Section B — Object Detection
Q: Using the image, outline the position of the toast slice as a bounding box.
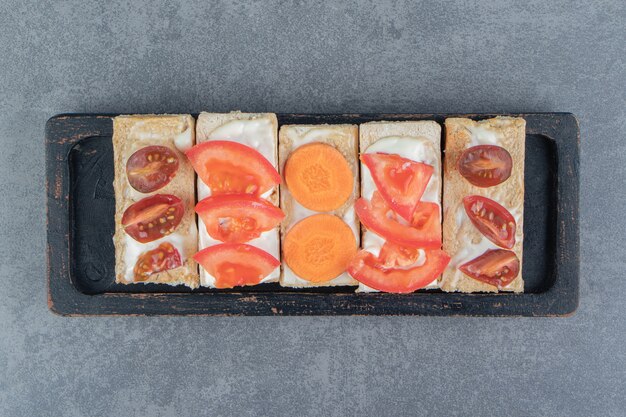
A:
[195,111,280,287]
[113,114,199,288]
[358,120,442,292]
[441,117,525,293]
[279,124,360,287]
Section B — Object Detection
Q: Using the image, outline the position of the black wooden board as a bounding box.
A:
[46,113,579,316]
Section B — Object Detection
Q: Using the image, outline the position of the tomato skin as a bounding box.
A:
[194,243,280,289]
[457,145,512,187]
[195,194,285,243]
[185,141,280,196]
[126,146,179,193]
[122,194,184,243]
[347,249,450,293]
[362,153,434,221]
[463,195,516,249]
[133,243,182,281]
[459,249,520,288]
[355,192,441,249]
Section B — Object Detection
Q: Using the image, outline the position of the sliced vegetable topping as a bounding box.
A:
[347,249,450,293]
[133,243,182,282]
[459,249,520,288]
[185,141,280,196]
[378,241,422,268]
[457,145,512,187]
[283,214,357,282]
[355,192,441,249]
[284,143,354,211]
[195,194,285,243]
[126,146,179,193]
[122,194,184,243]
[463,195,516,249]
[194,243,280,289]
[362,153,434,221]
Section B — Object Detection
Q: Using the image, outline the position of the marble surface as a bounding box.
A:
[1,0,624,416]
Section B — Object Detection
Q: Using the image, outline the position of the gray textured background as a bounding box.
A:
[1,0,625,416]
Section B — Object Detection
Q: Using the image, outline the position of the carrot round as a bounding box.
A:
[284,143,353,211]
[283,214,357,282]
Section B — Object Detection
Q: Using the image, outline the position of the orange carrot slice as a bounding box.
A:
[284,143,353,211]
[283,214,357,282]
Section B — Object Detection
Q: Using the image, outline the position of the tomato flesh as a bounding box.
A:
[347,249,450,293]
[378,241,422,267]
[195,194,285,243]
[133,242,182,281]
[463,195,515,249]
[355,192,441,249]
[362,153,434,221]
[126,146,179,193]
[457,145,512,187]
[194,243,280,289]
[459,249,520,288]
[185,141,280,196]
[122,194,184,243]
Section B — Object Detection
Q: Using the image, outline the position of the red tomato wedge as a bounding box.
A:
[463,195,516,249]
[459,249,520,288]
[194,243,280,289]
[185,141,280,196]
[122,194,184,243]
[347,249,450,293]
[126,146,179,193]
[355,192,441,249]
[362,153,434,221]
[133,243,182,281]
[195,194,285,243]
[378,241,422,267]
[457,145,512,187]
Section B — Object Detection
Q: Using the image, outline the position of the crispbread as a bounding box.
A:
[279,124,359,287]
[358,120,442,292]
[113,114,199,288]
[195,111,280,287]
[440,117,525,293]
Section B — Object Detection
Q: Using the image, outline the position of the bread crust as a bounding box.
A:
[440,117,525,293]
[279,124,359,287]
[195,111,280,286]
[358,120,442,292]
[113,114,199,288]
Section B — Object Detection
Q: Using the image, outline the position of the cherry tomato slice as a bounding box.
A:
[133,243,182,282]
[459,249,520,288]
[194,243,280,289]
[195,194,285,243]
[355,192,441,249]
[362,153,434,221]
[126,146,179,193]
[347,249,450,293]
[185,141,280,196]
[122,194,184,243]
[457,145,512,187]
[463,195,516,249]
